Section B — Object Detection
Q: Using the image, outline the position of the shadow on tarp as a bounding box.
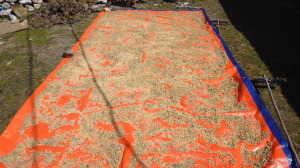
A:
[219,0,300,115]
[68,23,146,167]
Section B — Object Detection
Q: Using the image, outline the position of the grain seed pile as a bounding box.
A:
[0,10,272,167]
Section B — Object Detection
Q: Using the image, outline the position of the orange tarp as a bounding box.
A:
[0,10,295,167]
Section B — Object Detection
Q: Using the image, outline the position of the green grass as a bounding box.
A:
[6,28,52,47]
[159,2,176,10]
[51,28,67,35]
[74,13,99,32]
[0,50,30,132]
[0,14,100,134]
[0,28,52,133]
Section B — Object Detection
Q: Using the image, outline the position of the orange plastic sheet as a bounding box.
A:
[0,10,296,167]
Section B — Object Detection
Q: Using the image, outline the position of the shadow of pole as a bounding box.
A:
[69,24,146,167]
[26,25,34,99]
[26,22,38,164]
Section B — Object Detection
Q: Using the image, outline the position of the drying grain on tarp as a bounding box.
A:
[0,11,272,167]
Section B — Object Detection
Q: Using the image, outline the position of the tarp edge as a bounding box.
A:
[200,9,298,168]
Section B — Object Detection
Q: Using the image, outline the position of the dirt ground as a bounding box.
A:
[0,0,299,162]
[0,12,99,134]
[29,0,89,28]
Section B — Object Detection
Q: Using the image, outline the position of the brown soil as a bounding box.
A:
[29,0,89,28]
[0,11,272,167]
